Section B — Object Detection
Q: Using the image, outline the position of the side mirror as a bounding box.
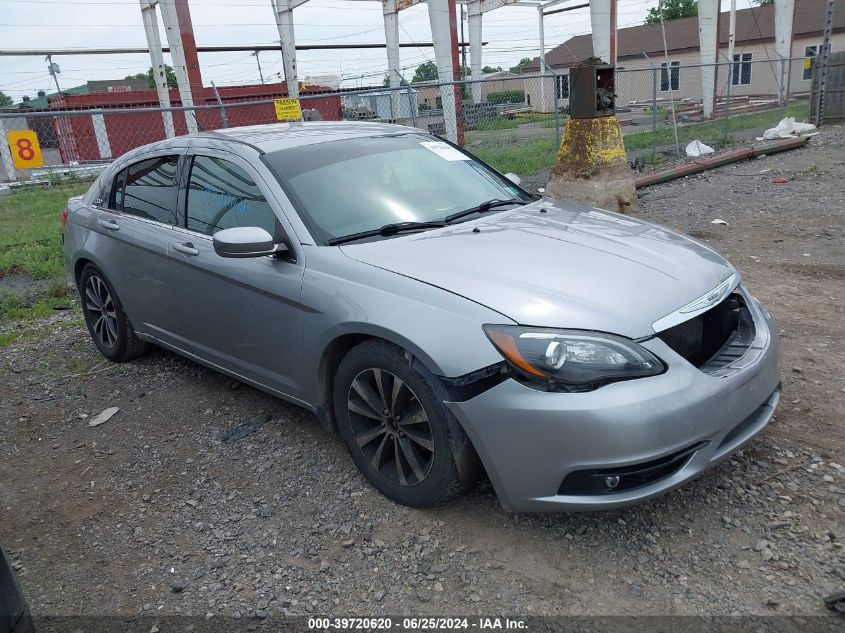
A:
[504,172,522,186]
[213,227,285,258]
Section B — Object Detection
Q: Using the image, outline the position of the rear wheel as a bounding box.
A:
[79,264,148,362]
[333,340,478,507]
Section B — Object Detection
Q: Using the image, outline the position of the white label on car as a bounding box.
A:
[420,141,469,161]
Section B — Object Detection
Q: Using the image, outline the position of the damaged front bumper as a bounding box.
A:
[445,290,782,512]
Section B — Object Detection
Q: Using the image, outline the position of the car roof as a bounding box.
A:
[195,121,424,154]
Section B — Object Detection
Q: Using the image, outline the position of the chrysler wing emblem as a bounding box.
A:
[652,273,738,332]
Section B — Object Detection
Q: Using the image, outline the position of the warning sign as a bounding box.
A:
[6,130,44,169]
[274,98,302,122]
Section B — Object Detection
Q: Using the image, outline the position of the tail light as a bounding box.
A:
[61,207,68,227]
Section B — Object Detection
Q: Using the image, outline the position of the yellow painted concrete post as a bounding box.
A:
[545,115,637,213]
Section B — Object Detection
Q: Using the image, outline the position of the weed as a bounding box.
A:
[0,331,19,347]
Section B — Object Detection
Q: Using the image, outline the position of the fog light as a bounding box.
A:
[604,476,620,490]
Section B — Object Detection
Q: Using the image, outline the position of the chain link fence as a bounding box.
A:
[0,58,816,185]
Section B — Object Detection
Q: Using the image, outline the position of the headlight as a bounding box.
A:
[483,325,664,389]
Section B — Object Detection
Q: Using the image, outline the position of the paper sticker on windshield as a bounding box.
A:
[420,141,469,161]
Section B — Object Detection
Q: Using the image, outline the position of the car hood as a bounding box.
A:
[339,199,737,338]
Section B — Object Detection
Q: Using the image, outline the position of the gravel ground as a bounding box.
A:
[1,127,844,622]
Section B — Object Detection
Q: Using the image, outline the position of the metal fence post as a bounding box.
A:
[724,61,732,146]
[643,53,659,161]
[211,81,228,128]
[547,66,561,148]
[405,83,418,128]
[651,67,658,159]
[0,118,18,183]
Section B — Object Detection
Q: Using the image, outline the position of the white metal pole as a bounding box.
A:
[272,0,300,99]
[773,0,796,105]
[383,0,402,118]
[468,0,483,103]
[139,0,175,138]
[589,0,611,63]
[539,6,547,113]
[158,0,198,133]
[427,0,458,143]
[697,0,719,119]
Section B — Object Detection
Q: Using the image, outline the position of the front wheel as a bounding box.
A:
[333,340,479,507]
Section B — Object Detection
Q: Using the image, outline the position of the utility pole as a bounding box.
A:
[251,50,265,84]
[46,54,62,95]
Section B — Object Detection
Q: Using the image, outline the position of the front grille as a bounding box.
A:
[558,441,708,495]
[657,292,754,372]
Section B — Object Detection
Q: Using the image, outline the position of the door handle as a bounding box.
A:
[97,218,120,231]
[173,241,199,256]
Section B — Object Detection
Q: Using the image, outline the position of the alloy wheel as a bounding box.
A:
[346,368,435,486]
[84,275,118,348]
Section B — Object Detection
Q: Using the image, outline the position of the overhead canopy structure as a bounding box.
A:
[136,0,799,142]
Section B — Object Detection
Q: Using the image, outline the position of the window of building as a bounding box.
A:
[185,155,278,238]
[732,52,752,86]
[660,61,680,92]
[113,155,179,224]
[803,45,818,81]
[555,74,570,100]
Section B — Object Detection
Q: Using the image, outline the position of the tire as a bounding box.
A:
[78,264,149,362]
[333,339,479,507]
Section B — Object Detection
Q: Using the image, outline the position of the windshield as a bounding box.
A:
[263,134,532,244]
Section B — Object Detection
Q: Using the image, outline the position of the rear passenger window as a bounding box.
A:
[185,155,278,237]
[114,156,179,224]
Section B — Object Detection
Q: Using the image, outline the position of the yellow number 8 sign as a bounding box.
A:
[6,130,44,169]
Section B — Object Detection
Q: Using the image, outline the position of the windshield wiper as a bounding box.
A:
[327,221,446,246]
[444,198,527,224]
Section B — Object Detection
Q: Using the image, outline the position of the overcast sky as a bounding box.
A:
[1,0,742,101]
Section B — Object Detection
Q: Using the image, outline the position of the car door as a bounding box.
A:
[167,150,307,401]
[88,151,184,343]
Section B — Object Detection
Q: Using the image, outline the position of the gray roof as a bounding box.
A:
[202,121,420,153]
[525,0,843,71]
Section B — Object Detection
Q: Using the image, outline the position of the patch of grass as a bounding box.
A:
[0,289,25,320]
[472,136,559,176]
[623,103,810,150]
[473,112,558,132]
[0,331,20,347]
[0,182,89,280]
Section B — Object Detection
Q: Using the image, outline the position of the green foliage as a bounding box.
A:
[751,0,773,4]
[645,0,698,25]
[482,66,503,74]
[0,332,20,347]
[623,102,809,150]
[126,65,177,89]
[486,90,525,105]
[472,137,559,176]
[412,61,439,83]
[0,90,12,108]
[0,183,89,280]
[509,58,533,75]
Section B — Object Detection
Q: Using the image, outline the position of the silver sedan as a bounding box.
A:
[63,122,781,511]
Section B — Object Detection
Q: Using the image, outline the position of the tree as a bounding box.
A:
[0,90,12,108]
[482,65,503,74]
[509,58,533,75]
[126,65,177,89]
[751,0,773,4]
[412,61,438,83]
[644,0,698,24]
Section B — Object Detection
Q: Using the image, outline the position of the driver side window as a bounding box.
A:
[185,155,279,238]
